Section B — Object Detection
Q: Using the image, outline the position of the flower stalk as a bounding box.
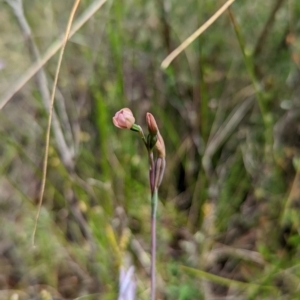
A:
[113,108,166,300]
[150,187,158,300]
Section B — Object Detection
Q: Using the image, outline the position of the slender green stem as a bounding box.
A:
[151,188,158,300]
[131,124,148,147]
[138,125,148,148]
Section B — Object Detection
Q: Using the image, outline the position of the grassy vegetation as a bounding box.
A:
[0,0,300,299]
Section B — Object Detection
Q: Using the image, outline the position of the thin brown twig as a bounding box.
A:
[32,0,81,246]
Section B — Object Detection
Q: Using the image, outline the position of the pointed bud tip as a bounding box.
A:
[146,112,158,136]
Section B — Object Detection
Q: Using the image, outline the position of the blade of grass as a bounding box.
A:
[228,9,273,153]
[31,0,81,247]
[161,0,236,69]
[181,265,279,294]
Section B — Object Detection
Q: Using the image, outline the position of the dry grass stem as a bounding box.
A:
[32,0,81,246]
[161,0,236,69]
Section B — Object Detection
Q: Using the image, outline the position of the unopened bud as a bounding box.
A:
[154,157,166,188]
[146,113,158,136]
[155,132,165,158]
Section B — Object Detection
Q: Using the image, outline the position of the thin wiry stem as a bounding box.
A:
[150,188,158,300]
[32,0,81,246]
[138,125,148,148]
[148,148,156,299]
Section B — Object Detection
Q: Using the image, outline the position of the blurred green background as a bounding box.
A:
[1,0,300,299]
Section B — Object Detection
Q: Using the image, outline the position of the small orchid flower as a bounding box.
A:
[113,108,136,129]
[113,108,166,300]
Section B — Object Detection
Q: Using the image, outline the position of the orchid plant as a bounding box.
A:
[113,108,166,300]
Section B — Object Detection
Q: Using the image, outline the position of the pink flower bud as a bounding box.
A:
[154,157,166,188]
[155,132,166,158]
[146,113,158,136]
[113,108,135,129]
